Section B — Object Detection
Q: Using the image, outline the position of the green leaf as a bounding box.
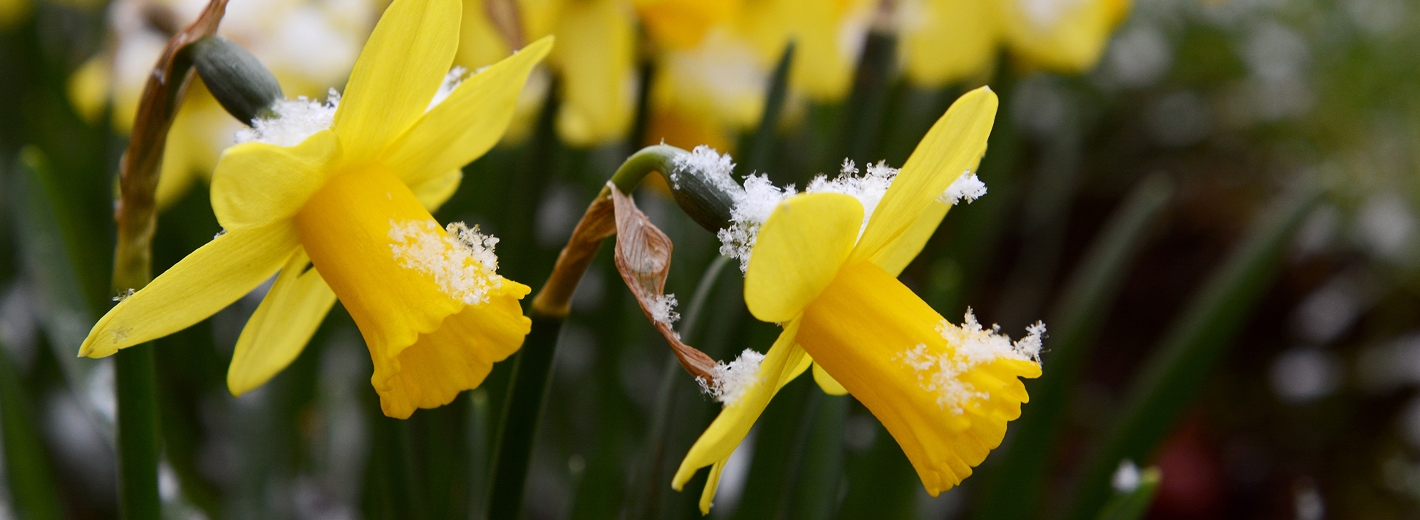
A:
[973,174,1173,519]
[0,342,64,520]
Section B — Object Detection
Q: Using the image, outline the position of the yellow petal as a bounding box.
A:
[798,261,1041,496]
[210,130,340,231]
[333,0,461,159]
[699,459,727,514]
[901,0,999,86]
[227,248,337,396]
[384,36,552,187]
[744,192,862,323]
[375,280,531,418]
[871,203,948,277]
[549,0,636,146]
[296,165,530,411]
[1000,0,1123,73]
[454,0,513,71]
[79,222,300,358]
[737,0,858,102]
[673,319,808,491]
[812,361,848,395]
[410,169,463,211]
[852,87,997,269]
[636,0,739,49]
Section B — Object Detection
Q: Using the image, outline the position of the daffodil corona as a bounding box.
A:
[78,0,553,419]
[671,87,1044,512]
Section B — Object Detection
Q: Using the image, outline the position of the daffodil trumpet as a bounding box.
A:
[81,0,554,420]
[671,86,1047,513]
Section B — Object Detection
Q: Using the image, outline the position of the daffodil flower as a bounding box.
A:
[900,0,1132,86]
[673,87,1045,512]
[77,0,554,419]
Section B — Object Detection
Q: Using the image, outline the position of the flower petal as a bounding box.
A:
[374,280,531,418]
[550,0,636,145]
[210,130,339,231]
[79,222,300,358]
[744,192,862,323]
[672,319,809,492]
[1001,0,1122,73]
[384,37,553,187]
[227,248,337,396]
[851,87,997,268]
[699,459,727,515]
[332,0,461,159]
[901,0,999,86]
[409,168,462,212]
[812,361,848,395]
[871,203,949,277]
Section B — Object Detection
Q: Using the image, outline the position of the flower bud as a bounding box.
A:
[188,36,283,125]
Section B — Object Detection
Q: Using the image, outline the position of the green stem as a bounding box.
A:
[115,346,161,520]
[484,313,564,519]
[628,255,732,519]
[1061,184,1323,520]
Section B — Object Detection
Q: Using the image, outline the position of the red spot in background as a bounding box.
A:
[1150,420,1225,519]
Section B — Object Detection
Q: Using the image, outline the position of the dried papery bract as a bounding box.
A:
[108,1,228,518]
[610,184,719,382]
[527,180,720,384]
[529,189,615,318]
[113,0,228,290]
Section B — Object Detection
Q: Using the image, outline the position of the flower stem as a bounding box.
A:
[104,1,230,517]
[114,347,162,520]
[484,313,563,519]
[626,255,732,519]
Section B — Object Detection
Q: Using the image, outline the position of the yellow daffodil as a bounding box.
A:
[456,0,637,146]
[645,0,871,151]
[69,0,380,208]
[899,0,1133,87]
[78,0,553,419]
[673,87,1045,512]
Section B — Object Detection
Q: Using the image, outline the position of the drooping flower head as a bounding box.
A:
[78,0,553,419]
[672,86,1045,511]
[70,0,381,207]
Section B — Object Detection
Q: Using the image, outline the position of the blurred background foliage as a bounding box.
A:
[2,0,1420,518]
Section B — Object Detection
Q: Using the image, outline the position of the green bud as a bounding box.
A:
[609,144,739,234]
[189,36,283,126]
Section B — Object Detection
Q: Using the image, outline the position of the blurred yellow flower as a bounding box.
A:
[69,0,380,208]
[900,0,1133,86]
[673,87,1044,511]
[0,0,28,27]
[456,0,637,146]
[78,0,552,419]
[645,0,871,150]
